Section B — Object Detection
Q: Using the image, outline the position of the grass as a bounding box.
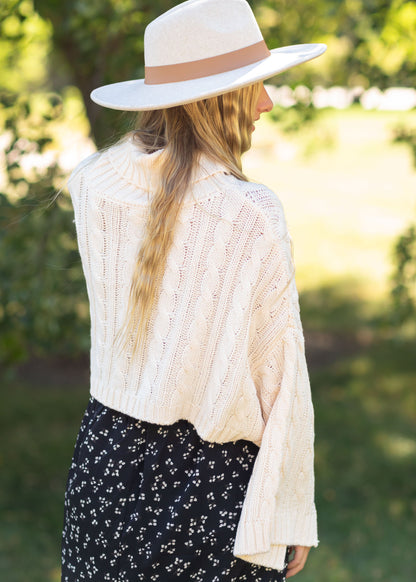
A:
[0,384,89,582]
[306,336,416,582]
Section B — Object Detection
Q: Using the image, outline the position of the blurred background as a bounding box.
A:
[1,1,415,581]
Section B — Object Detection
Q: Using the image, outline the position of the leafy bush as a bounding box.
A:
[393,126,416,167]
[0,92,89,367]
[391,225,416,326]
[390,127,416,328]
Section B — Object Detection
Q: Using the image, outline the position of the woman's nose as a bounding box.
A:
[257,86,273,114]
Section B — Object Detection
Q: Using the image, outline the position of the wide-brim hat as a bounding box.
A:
[91,0,326,111]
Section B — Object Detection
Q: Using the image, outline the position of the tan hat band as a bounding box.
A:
[145,40,271,85]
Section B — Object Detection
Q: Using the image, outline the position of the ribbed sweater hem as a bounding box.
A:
[90,386,263,446]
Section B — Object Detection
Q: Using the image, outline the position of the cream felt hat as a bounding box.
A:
[91,0,326,111]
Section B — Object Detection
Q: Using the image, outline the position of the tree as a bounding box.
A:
[0,2,90,366]
[34,0,174,144]
[0,92,91,366]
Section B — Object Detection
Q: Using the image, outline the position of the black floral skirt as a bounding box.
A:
[61,397,288,581]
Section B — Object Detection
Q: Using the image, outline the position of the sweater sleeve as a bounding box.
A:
[233,203,318,570]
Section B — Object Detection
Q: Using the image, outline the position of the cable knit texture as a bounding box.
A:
[67,135,318,571]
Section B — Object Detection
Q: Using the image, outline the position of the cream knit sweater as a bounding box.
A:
[68,135,318,571]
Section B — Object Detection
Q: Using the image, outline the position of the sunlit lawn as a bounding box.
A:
[1,106,415,581]
[245,106,416,297]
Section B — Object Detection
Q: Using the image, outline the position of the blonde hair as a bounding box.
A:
[117,82,262,355]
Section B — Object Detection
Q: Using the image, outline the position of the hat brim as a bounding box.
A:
[90,43,326,111]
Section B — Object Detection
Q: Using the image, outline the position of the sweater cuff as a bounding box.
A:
[233,510,318,571]
[272,506,319,547]
[233,519,287,569]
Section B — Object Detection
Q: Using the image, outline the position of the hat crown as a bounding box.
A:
[90,0,327,111]
[144,0,264,66]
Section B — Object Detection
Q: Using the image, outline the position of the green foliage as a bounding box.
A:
[393,125,416,167]
[0,92,90,366]
[0,2,90,367]
[34,0,174,144]
[268,103,318,134]
[0,0,52,93]
[365,0,416,84]
[252,0,409,89]
[391,225,416,326]
[390,128,416,329]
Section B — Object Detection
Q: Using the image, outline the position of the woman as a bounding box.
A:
[61,0,326,580]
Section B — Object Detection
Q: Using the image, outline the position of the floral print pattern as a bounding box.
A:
[62,397,288,581]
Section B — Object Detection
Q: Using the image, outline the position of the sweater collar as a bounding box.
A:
[106,135,230,192]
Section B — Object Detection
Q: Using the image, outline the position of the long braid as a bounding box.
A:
[116,82,262,356]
